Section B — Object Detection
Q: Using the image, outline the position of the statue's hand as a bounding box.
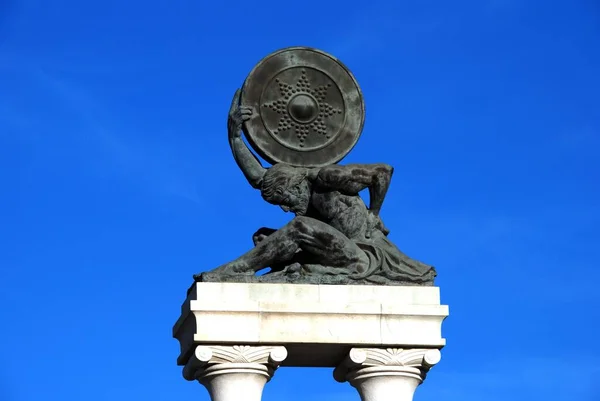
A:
[228,89,253,139]
[377,218,391,236]
[252,227,277,246]
[366,212,390,237]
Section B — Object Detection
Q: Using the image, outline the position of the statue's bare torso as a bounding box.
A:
[310,190,369,240]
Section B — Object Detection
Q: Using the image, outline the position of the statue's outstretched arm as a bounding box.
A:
[314,164,394,215]
[227,90,266,189]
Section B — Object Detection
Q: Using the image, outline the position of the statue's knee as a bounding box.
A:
[291,216,311,232]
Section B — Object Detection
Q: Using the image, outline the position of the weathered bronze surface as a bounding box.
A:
[241,47,365,167]
[194,47,436,286]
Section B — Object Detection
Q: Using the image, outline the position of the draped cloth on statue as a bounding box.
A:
[298,231,436,285]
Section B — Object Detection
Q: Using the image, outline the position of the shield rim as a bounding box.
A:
[240,46,365,168]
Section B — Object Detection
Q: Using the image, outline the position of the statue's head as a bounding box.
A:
[261,164,311,215]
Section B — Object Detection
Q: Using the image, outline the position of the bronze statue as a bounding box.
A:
[196,48,436,285]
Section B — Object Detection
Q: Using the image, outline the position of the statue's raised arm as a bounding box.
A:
[227,89,266,189]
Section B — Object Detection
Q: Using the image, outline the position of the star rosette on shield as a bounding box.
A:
[262,69,343,148]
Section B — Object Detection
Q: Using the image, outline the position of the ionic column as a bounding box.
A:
[334,348,442,401]
[182,345,288,401]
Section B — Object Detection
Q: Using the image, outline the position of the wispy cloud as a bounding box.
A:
[7,64,203,205]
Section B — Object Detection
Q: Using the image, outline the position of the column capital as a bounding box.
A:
[182,345,288,401]
[334,347,441,401]
[183,345,288,381]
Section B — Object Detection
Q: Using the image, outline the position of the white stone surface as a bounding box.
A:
[182,345,288,401]
[173,282,448,368]
[200,366,269,401]
[335,348,442,401]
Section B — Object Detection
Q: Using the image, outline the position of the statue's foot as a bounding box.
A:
[194,271,219,282]
[192,272,205,281]
[193,261,253,282]
[283,262,302,274]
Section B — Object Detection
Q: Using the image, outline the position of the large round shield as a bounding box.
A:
[241,47,365,167]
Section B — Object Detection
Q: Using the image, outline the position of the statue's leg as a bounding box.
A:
[286,217,370,272]
[199,216,368,277]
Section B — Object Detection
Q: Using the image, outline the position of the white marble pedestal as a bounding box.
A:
[173,282,448,401]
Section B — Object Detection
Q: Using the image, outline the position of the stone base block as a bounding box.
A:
[173,282,448,368]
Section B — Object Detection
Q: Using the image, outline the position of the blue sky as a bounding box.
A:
[1,0,599,400]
